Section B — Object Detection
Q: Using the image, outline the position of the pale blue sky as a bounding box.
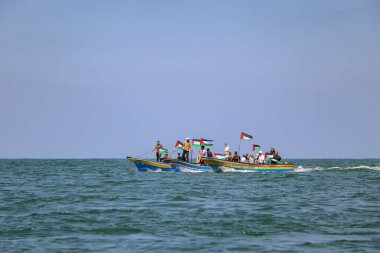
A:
[1,0,379,158]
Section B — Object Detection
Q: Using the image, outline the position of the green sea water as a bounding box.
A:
[0,159,379,252]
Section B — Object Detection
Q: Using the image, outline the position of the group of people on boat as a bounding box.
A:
[153,139,282,165]
[177,144,213,164]
[223,143,281,164]
[225,149,281,164]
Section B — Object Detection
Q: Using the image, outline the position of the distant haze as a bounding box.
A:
[1,0,379,158]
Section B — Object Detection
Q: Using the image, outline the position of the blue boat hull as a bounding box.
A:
[127,157,179,172]
[164,159,213,172]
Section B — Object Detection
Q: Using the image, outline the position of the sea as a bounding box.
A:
[0,159,379,252]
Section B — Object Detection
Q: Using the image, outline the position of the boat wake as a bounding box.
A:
[179,168,206,173]
[294,165,380,173]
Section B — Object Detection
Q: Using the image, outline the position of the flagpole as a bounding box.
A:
[190,139,193,162]
[238,138,242,155]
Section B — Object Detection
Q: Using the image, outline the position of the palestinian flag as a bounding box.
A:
[192,139,203,148]
[193,138,214,147]
[264,153,273,159]
[264,153,281,164]
[200,138,213,147]
[240,132,253,140]
[175,141,184,150]
[252,144,261,151]
[158,148,169,155]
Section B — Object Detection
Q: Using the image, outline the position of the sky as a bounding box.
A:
[0,0,379,159]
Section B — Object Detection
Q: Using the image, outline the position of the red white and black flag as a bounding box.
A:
[192,138,213,147]
[175,141,184,150]
[200,138,213,147]
[252,144,261,151]
[240,132,253,140]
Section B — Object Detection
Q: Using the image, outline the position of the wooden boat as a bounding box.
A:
[163,159,213,172]
[127,157,179,172]
[201,157,294,172]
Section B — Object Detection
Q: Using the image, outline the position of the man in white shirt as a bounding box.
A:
[249,155,255,164]
[200,146,206,157]
[224,143,230,155]
[258,151,265,164]
[196,146,207,163]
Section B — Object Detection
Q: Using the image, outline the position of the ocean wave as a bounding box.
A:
[294,165,380,172]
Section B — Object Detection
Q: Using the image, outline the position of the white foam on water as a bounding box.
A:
[179,168,204,173]
[294,166,315,173]
[220,167,239,173]
[148,168,163,172]
[350,165,380,171]
[294,165,380,172]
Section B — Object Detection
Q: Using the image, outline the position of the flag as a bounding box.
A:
[200,138,213,147]
[264,153,281,164]
[158,148,169,155]
[175,141,183,150]
[252,144,261,151]
[193,138,213,147]
[240,132,253,140]
[264,153,273,159]
[192,139,202,148]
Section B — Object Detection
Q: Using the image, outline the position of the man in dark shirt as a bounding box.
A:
[206,148,213,158]
[232,151,240,162]
[152,141,163,162]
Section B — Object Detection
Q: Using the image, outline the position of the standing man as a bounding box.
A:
[182,137,192,162]
[224,143,230,156]
[152,141,163,162]
[258,151,265,164]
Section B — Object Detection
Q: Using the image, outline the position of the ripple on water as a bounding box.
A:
[0,159,379,252]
